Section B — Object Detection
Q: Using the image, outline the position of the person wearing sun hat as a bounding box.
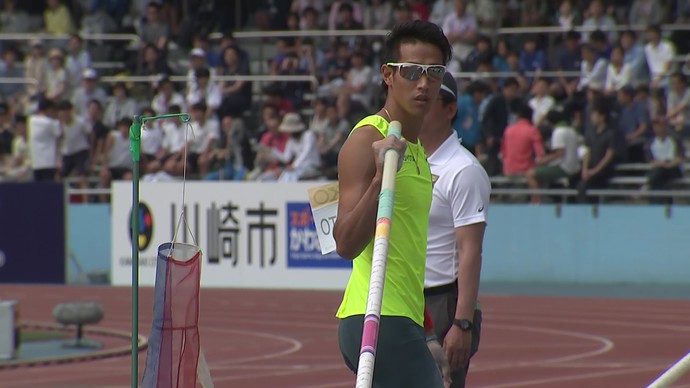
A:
[270,112,322,182]
[420,71,490,388]
[45,48,68,102]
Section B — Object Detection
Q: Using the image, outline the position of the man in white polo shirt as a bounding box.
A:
[421,72,491,388]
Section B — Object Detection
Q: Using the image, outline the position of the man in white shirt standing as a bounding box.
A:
[29,99,61,182]
[421,72,490,388]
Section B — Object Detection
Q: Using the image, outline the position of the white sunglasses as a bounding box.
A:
[386,62,446,82]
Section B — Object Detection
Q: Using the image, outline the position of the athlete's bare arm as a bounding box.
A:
[333,125,405,259]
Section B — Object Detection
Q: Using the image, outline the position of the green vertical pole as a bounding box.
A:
[129,116,143,388]
[127,113,190,388]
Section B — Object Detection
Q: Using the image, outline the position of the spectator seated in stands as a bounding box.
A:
[481,77,520,176]
[104,82,138,129]
[551,30,582,97]
[363,0,393,30]
[577,102,617,203]
[665,72,690,136]
[137,1,169,50]
[605,44,633,95]
[151,75,186,116]
[644,24,675,90]
[44,48,68,104]
[619,30,646,82]
[0,47,25,108]
[0,102,12,159]
[217,45,252,118]
[454,79,489,156]
[202,115,246,181]
[518,34,546,74]
[24,39,48,110]
[186,67,221,115]
[262,83,293,117]
[501,100,545,178]
[0,114,30,182]
[315,100,349,172]
[98,117,133,202]
[247,105,288,181]
[528,78,556,130]
[335,50,372,119]
[134,43,172,78]
[0,0,31,33]
[617,85,651,163]
[155,104,186,176]
[318,40,352,97]
[581,0,617,43]
[139,107,163,175]
[526,107,582,204]
[187,48,216,91]
[270,112,321,182]
[71,68,107,119]
[85,99,109,170]
[65,34,91,93]
[463,34,492,72]
[43,0,75,35]
[185,102,219,178]
[577,43,607,93]
[644,117,684,198]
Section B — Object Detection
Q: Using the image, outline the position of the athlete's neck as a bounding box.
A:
[380,104,423,143]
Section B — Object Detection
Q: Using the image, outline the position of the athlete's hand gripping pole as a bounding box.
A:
[355,120,403,388]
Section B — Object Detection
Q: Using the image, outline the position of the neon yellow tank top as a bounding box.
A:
[335,115,432,326]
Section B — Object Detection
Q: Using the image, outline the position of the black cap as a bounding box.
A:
[440,72,458,100]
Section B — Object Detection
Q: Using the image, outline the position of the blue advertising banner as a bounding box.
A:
[286,202,350,268]
[0,183,65,284]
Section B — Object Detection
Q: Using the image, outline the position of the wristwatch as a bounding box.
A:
[453,319,473,331]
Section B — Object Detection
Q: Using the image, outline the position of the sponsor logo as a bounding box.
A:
[286,202,350,268]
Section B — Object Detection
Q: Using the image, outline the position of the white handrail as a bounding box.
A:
[222,23,690,41]
[0,32,140,42]
[0,77,38,85]
[452,70,582,79]
[98,74,319,87]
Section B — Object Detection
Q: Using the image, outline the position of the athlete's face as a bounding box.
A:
[381,41,445,118]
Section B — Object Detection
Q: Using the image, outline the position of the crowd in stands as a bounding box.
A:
[0,0,689,203]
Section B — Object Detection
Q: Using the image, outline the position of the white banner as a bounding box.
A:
[111,181,351,290]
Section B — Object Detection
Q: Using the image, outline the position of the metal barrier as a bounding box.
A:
[0,32,140,43]
[97,74,319,88]
[225,23,690,40]
[64,184,690,203]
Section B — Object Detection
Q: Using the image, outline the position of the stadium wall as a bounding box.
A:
[65,182,690,288]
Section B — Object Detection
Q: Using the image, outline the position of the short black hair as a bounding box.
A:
[646,24,661,35]
[589,30,607,44]
[37,98,55,112]
[195,67,211,79]
[591,98,609,117]
[502,77,519,90]
[192,101,207,112]
[57,100,73,110]
[511,98,533,122]
[383,20,452,65]
[546,106,568,124]
[564,30,581,42]
[671,72,687,84]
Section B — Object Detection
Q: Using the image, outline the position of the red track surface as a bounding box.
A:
[0,285,689,388]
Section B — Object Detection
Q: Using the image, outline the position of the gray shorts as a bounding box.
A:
[338,314,445,388]
[424,281,482,388]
